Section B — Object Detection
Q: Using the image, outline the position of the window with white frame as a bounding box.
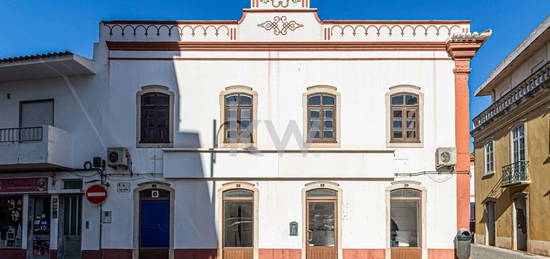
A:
[484,141,494,174]
[511,124,526,163]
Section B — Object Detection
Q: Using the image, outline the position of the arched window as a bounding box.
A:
[307,93,336,143]
[140,92,170,143]
[224,93,253,143]
[137,86,174,147]
[390,93,420,143]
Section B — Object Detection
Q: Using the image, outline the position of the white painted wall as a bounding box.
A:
[0,2,468,253]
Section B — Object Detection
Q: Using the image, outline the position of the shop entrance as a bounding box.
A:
[27,196,51,259]
[306,189,337,259]
[139,189,170,259]
[390,188,422,259]
[58,195,82,259]
[514,195,528,251]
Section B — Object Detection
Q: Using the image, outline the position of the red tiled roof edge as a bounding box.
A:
[0,51,73,63]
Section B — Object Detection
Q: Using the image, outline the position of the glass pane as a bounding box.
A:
[223,189,253,198]
[310,110,320,118]
[241,109,251,119]
[391,95,404,105]
[407,130,416,139]
[227,109,237,120]
[308,95,321,105]
[392,121,402,129]
[224,201,253,247]
[322,95,335,105]
[240,130,251,139]
[324,120,333,129]
[307,189,337,197]
[239,94,252,106]
[323,131,333,139]
[310,130,320,139]
[391,200,420,247]
[406,120,416,129]
[324,109,333,119]
[226,130,237,139]
[240,120,250,129]
[391,189,421,198]
[393,110,402,119]
[393,130,403,138]
[406,95,418,105]
[309,120,321,130]
[142,93,169,106]
[225,94,239,106]
[308,202,335,247]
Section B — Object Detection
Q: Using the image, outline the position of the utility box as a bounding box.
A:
[455,229,472,259]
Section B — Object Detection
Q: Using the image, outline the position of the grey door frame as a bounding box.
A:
[57,195,82,259]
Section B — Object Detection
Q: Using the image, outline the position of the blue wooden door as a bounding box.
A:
[140,200,170,248]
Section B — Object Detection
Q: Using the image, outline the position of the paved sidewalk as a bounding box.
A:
[472,244,550,259]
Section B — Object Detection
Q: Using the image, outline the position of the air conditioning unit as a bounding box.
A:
[435,147,456,169]
[107,147,129,169]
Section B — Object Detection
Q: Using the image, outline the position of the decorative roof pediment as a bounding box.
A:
[251,0,310,9]
[100,0,489,48]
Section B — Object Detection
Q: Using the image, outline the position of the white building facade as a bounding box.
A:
[0,1,490,259]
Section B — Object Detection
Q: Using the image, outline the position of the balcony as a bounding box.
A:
[501,161,530,187]
[0,126,72,172]
[472,61,550,131]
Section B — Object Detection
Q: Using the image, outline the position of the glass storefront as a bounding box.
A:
[0,196,23,248]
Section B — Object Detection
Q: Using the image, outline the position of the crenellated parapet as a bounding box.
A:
[321,21,470,41]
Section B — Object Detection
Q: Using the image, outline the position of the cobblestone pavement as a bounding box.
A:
[472,244,550,259]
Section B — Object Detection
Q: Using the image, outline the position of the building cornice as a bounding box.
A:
[106,41,449,51]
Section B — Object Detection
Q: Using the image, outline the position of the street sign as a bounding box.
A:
[85,185,108,205]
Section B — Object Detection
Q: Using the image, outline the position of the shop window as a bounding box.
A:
[390,188,421,248]
[0,196,23,248]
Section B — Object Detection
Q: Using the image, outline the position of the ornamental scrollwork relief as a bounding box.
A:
[258,16,304,36]
[260,0,300,8]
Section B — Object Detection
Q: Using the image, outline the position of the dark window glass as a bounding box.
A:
[307,94,336,143]
[0,196,23,248]
[223,189,253,198]
[390,93,419,143]
[140,92,170,143]
[224,200,253,247]
[224,93,253,143]
[390,189,421,198]
[307,188,337,198]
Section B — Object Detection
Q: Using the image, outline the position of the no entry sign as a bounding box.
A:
[86,184,108,205]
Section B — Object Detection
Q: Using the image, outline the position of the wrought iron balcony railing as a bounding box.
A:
[501,161,530,187]
[0,127,43,143]
[473,61,550,131]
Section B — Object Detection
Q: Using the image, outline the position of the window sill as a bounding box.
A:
[221,143,256,149]
[482,172,495,179]
[137,143,173,148]
[304,142,340,148]
[387,142,423,148]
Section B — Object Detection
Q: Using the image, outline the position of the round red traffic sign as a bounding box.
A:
[86,184,108,205]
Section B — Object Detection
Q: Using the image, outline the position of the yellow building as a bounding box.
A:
[471,16,550,256]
